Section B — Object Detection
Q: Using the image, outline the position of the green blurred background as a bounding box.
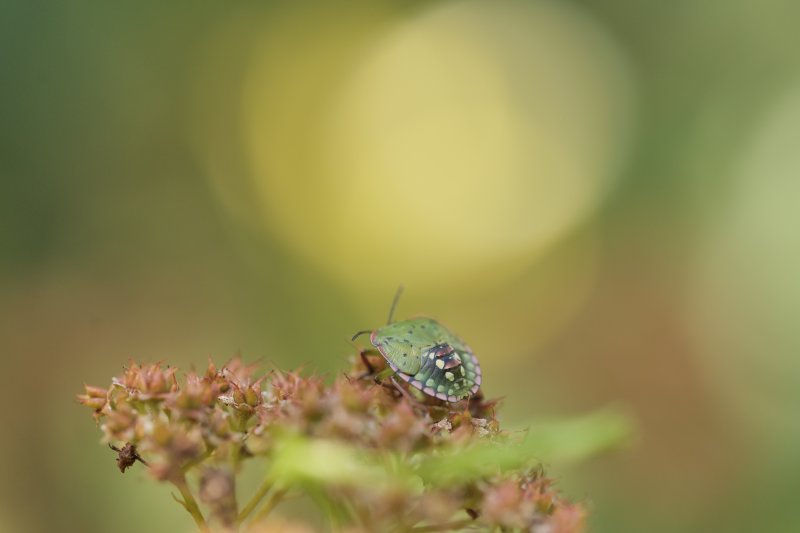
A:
[2,0,800,531]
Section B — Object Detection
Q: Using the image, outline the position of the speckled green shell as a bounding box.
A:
[370,317,482,402]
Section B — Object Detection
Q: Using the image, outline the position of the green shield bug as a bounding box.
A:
[352,288,482,402]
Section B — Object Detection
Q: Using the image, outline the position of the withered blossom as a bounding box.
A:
[77,356,617,532]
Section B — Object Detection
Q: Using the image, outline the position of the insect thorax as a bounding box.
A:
[426,343,463,370]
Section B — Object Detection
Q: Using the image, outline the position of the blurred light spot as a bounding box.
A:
[237,0,634,292]
[692,86,800,444]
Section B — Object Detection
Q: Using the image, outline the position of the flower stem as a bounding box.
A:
[172,474,209,533]
[249,487,288,524]
[238,478,273,522]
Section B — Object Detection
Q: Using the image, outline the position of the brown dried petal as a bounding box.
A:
[80,357,587,533]
[376,401,429,453]
[481,480,527,529]
[549,503,586,533]
[102,405,138,442]
[84,385,108,398]
[77,395,107,411]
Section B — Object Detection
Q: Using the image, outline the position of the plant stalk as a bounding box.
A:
[172,474,210,533]
[238,478,273,523]
[249,487,288,524]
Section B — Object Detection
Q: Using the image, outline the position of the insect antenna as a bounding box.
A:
[351,330,372,341]
[386,284,405,324]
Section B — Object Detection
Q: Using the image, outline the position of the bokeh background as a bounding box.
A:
[2,0,800,531]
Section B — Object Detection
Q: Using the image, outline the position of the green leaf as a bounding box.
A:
[417,407,635,485]
[268,433,421,493]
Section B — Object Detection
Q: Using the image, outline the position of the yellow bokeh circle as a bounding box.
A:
[241,0,634,291]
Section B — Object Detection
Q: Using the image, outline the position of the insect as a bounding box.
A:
[352,287,482,402]
[109,442,149,473]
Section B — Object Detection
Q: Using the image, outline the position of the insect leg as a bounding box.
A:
[132,449,150,467]
[359,349,377,375]
[390,375,420,404]
[357,349,391,381]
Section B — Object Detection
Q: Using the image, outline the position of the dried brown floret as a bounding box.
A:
[79,356,591,533]
[76,384,108,420]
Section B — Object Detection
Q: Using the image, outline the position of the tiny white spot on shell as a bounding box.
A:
[435,359,445,369]
[445,371,455,381]
[428,352,435,360]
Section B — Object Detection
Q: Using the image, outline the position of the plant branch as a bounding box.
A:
[238,478,273,523]
[172,474,210,533]
[248,486,288,524]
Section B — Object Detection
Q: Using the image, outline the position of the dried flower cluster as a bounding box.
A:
[78,355,599,532]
